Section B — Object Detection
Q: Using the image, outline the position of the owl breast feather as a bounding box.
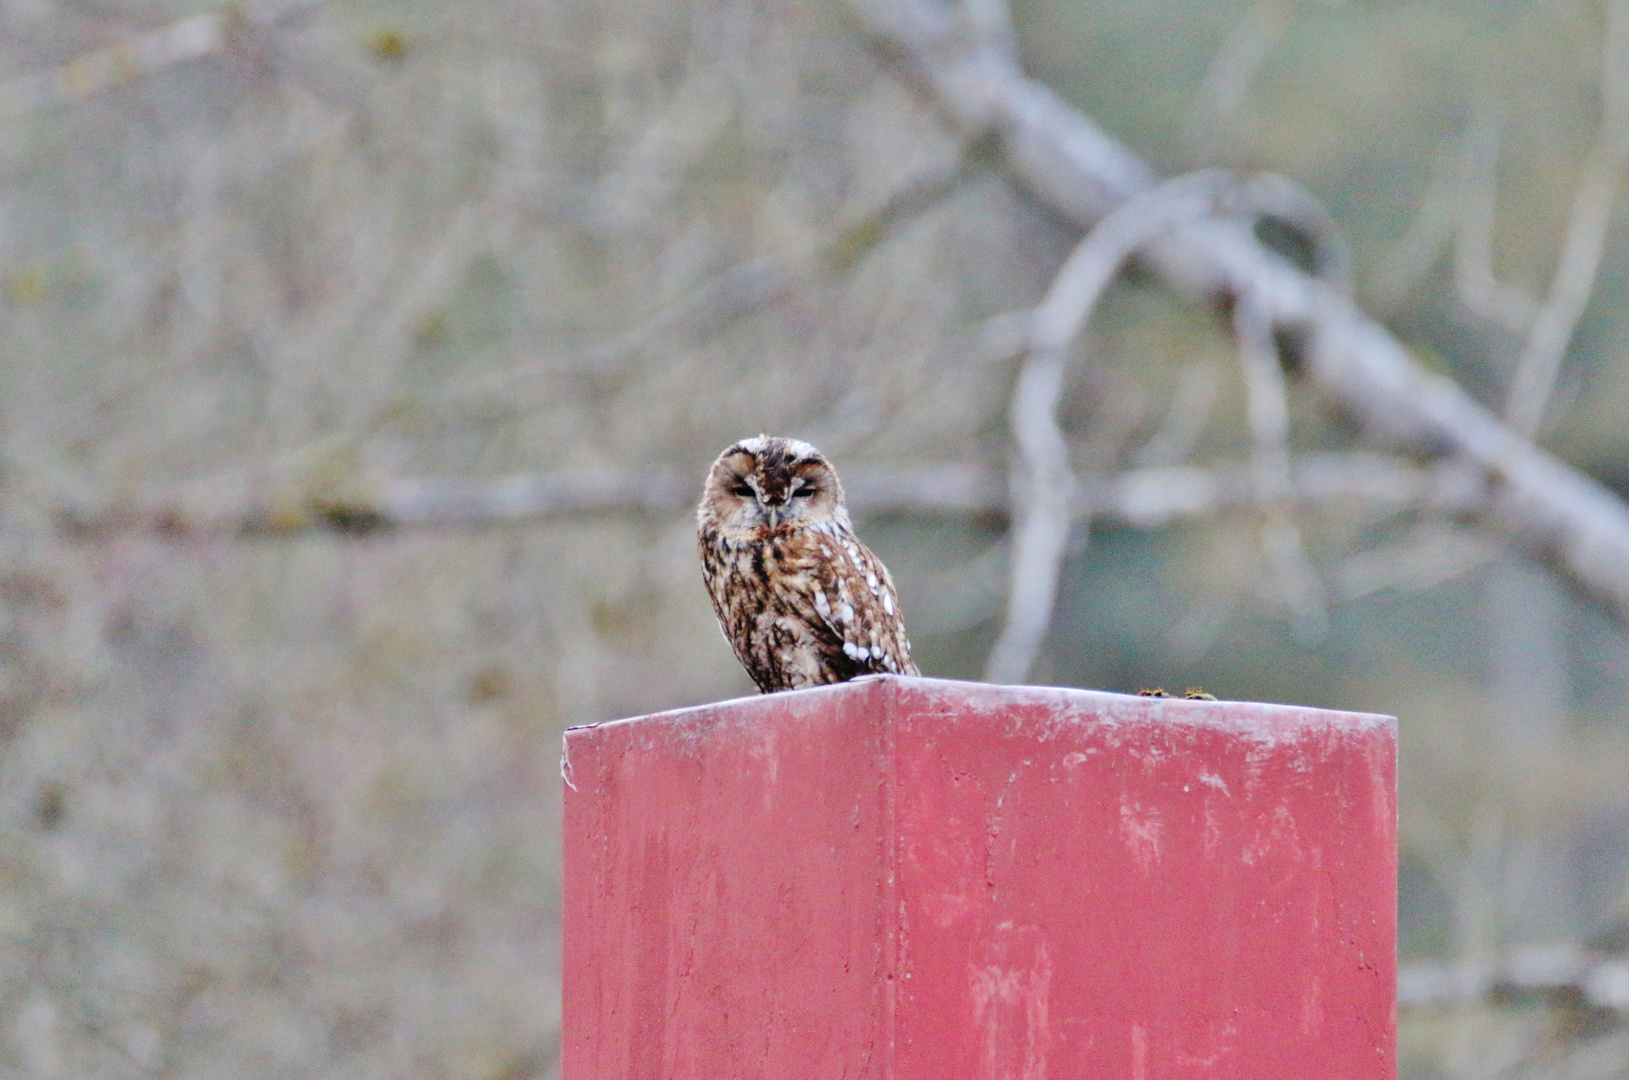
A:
[698,521,917,693]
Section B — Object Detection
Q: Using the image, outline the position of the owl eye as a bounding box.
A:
[730,482,754,497]
[793,487,816,498]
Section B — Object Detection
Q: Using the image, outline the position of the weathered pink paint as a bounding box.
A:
[563,676,1396,1080]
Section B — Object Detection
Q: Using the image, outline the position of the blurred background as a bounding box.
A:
[1,0,1628,1076]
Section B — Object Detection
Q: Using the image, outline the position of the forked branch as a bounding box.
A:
[847,0,1629,627]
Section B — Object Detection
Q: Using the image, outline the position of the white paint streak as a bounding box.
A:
[1203,800,1221,859]
[1301,975,1323,1035]
[969,924,1051,1080]
[1120,796,1163,873]
[1241,804,1302,866]
[1131,1024,1149,1080]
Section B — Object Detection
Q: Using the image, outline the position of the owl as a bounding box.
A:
[697,436,920,693]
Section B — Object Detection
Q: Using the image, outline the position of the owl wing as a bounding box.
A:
[781,524,918,679]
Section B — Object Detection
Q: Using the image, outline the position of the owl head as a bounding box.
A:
[698,435,851,541]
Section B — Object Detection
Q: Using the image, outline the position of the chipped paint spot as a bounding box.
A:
[559,732,577,791]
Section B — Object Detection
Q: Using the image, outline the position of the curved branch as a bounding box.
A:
[1238,171,1354,289]
[847,0,1629,624]
[987,169,1355,683]
[985,171,1232,684]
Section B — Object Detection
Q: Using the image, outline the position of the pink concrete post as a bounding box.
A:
[562,676,1396,1079]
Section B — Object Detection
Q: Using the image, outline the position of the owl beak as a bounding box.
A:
[764,503,780,529]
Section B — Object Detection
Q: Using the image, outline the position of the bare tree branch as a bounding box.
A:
[1506,0,1629,434]
[1179,1,1294,165]
[986,171,1232,684]
[846,0,1629,624]
[0,0,330,119]
[1401,946,1629,1015]
[1127,360,1222,468]
[0,15,230,119]
[1453,115,1539,336]
[1236,293,1293,504]
[1240,171,1354,289]
[411,146,976,428]
[52,453,1479,545]
[1328,523,1499,601]
[1371,112,1539,336]
[1235,293,1328,640]
[986,168,1354,683]
[1370,143,1460,316]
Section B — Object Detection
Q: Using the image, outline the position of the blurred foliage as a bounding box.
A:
[0,0,1626,1076]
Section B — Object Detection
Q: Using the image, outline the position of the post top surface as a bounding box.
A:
[566,674,1396,745]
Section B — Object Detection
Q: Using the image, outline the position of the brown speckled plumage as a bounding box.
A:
[697,435,919,693]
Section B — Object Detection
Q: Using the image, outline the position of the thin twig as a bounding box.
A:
[1235,294,1293,504]
[1241,171,1353,289]
[1128,361,1222,467]
[1370,113,1538,335]
[0,0,329,120]
[1506,0,1629,434]
[1370,144,1461,315]
[408,146,977,426]
[1453,115,1538,336]
[1328,522,1499,601]
[985,170,1234,684]
[1234,293,1327,640]
[1180,1,1294,165]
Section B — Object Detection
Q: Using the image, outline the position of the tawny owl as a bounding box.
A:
[697,436,919,693]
